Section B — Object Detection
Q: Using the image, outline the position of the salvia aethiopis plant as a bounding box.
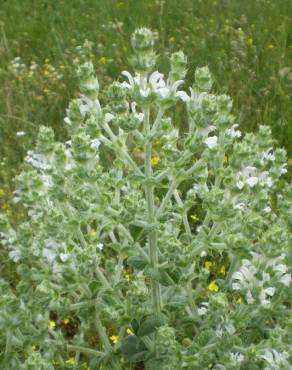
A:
[0,28,291,370]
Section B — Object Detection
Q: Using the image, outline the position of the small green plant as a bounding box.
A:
[0,28,291,369]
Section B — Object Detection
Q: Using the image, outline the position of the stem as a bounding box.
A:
[67,344,104,357]
[113,170,123,204]
[226,255,240,285]
[173,189,192,237]
[156,179,178,218]
[77,229,111,290]
[103,122,143,177]
[144,109,162,314]
[95,313,122,370]
[150,108,164,135]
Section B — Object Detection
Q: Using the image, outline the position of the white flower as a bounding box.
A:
[215,327,223,338]
[236,167,257,189]
[121,70,135,89]
[177,87,198,103]
[197,302,209,316]
[42,248,56,263]
[9,250,21,262]
[60,253,69,262]
[97,243,104,251]
[273,264,292,287]
[246,290,255,304]
[64,117,71,125]
[201,125,217,136]
[16,131,26,137]
[204,136,218,149]
[230,352,245,364]
[263,148,275,161]
[105,112,115,123]
[259,349,289,368]
[280,165,288,175]
[262,272,271,282]
[259,286,275,305]
[236,180,245,190]
[176,90,190,102]
[90,139,101,150]
[149,71,166,89]
[245,176,258,187]
[131,102,144,122]
[232,259,257,290]
[121,70,184,100]
[226,124,241,138]
[225,322,236,335]
[259,171,273,187]
[234,202,245,210]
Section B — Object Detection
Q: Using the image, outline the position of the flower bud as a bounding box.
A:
[169,51,187,82]
[131,27,158,52]
[107,82,129,115]
[194,66,213,92]
[77,62,99,99]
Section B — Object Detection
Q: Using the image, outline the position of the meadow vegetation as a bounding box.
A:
[0,0,291,195]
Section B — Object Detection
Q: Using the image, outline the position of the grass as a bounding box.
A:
[0,0,291,194]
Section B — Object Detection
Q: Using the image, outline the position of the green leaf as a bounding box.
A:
[127,255,148,270]
[120,335,149,362]
[148,269,176,286]
[137,313,168,337]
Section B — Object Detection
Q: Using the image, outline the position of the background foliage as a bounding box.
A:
[0,0,291,195]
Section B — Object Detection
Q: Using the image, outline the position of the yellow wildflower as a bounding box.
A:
[63,319,70,325]
[124,272,131,282]
[89,229,97,237]
[43,88,50,94]
[246,37,253,46]
[99,57,108,65]
[48,320,56,330]
[1,203,11,212]
[208,280,219,292]
[126,328,134,335]
[218,266,226,275]
[110,335,119,344]
[190,213,199,221]
[168,36,176,44]
[65,357,76,365]
[151,156,160,166]
[236,296,243,304]
[204,261,213,270]
[43,70,50,77]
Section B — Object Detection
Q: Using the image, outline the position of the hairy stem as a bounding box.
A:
[67,344,104,357]
[144,108,162,314]
[173,189,192,237]
[95,313,122,370]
